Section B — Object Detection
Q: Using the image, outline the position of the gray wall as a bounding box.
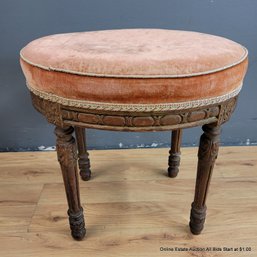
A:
[0,0,256,151]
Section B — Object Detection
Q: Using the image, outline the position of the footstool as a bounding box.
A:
[20,29,248,240]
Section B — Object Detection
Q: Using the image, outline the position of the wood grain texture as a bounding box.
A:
[0,147,256,256]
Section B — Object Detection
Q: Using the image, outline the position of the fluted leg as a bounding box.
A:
[189,123,220,235]
[55,126,86,240]
[168,129,183,178]
[75,127,91,181]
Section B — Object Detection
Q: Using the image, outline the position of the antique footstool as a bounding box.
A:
[20,29,248,240]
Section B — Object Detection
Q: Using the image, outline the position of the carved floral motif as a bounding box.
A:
[218,97,238,125]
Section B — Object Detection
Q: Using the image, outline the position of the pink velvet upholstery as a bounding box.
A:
[20,29,248,105]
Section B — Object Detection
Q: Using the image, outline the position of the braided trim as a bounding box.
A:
[27,82,242,112]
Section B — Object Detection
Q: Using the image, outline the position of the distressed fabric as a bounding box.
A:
[20,29,248,105]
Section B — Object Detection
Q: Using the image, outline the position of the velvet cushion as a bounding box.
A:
[20,29,248,107]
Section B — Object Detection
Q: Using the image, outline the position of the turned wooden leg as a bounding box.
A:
[55,126,86,240]
[168,129,183,178]
[189,123,220,235]
[75,127,91,181]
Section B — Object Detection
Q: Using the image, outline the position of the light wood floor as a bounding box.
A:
[0,146,256,256]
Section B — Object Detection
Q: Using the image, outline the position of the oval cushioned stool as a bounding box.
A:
[20,29,248,240]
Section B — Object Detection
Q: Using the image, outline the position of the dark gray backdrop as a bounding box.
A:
[0,0,256,151]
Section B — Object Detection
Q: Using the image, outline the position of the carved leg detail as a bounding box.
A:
[189,123,220,235]
[168,129,183,178]
[55,126,86,240]
[75,127,91,181]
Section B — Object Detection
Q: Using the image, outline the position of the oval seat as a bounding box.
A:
[20,29,248,111]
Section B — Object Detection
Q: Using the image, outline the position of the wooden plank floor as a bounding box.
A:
[0,146,256,256]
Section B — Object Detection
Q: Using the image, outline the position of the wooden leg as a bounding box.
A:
[75,127,91,181]
[55,126,86,240]
[168,129,183,178]
[189,123,220,235]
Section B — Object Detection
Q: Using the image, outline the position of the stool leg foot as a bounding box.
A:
[168,129,182,178]
[55,126,86,240]
[75,127,91,181]
[68,208,86,240]
[189,203,207,235]
[189,123,220,235]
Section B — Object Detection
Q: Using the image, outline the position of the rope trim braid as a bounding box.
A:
[20,47,248,78]
[27,82,242,112]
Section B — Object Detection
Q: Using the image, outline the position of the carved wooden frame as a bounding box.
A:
[30,91,238,240]
[31,92,237,131]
